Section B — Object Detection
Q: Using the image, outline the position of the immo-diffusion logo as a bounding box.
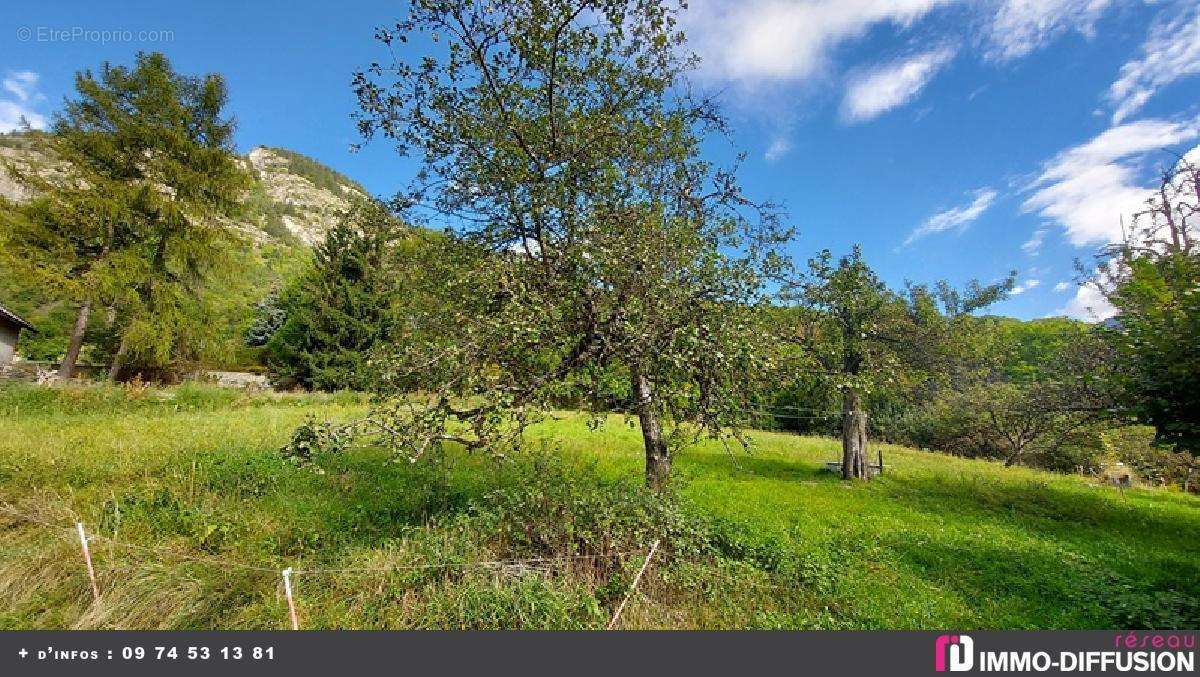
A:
[935,634,974,672]
[933,633,1196,673]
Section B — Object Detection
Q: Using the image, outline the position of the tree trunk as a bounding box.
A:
[57,300,91,380]
[108,335,129,382]
[632,369,670,490]
[1004,445,1023,467]
[841,388,870,480]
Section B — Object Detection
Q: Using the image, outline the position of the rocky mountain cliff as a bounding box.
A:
[0,133,367,248]
[0,134,49,204]
[242,146,369,246]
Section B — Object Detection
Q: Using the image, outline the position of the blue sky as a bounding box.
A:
[4,1,1199,320]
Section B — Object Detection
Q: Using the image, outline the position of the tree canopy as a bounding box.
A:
[1096,155,1200,454]
[780,246,1012,478]
[266,200,419,391]
[327,0,788,487]
[0,52,249,379]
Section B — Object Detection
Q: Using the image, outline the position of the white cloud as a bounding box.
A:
[1107,4,1200,124]
[986,0,1122,61]
[0,70,47,133]
[680,1,1127,160]
[1023,118,1200,247]
[0,102,46,133]
[1057,283,1117,320]
[904,187,997,246]
[764,137,793,162]
[684,1,1128,85]
[684,0,959,83]
[841,47,956,122]
[507,237,542,258]
[1010,278,1041,295]
[1053,281,1071,292]
[1021,227,1047,255]
[3,71,40,103]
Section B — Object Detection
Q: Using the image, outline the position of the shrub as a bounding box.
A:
[465,451,705,564]
[896,395,996,458]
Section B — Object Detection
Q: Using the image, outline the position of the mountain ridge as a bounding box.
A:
[0,131,367,247]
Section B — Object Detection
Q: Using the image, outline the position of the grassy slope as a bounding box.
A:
[0,383,1197,629]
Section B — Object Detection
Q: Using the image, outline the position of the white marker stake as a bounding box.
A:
[76,522,100,603]
[607,539,661,630]
[282,568,299,630]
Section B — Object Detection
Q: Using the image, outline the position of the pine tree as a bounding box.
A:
[265,201,406,391]
[0,52,249,379]
[245,288,287,348]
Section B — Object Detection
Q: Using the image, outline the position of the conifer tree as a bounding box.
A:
[1,52,248,379]
[266,201,406,391]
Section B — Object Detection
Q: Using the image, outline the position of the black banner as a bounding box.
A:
[0,631,1195,677]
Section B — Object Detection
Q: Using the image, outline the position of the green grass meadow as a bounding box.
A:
[1,382,1197,629]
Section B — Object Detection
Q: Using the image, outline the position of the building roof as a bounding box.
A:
[0,302,35,332]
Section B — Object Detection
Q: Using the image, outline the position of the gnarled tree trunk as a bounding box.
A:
[842,388,871,480]
[57,300,91,380]
[632,369,670,490]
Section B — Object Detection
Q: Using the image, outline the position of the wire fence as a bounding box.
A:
[0,407,903,630]
[737,408,841,421]
[0,504,656,630]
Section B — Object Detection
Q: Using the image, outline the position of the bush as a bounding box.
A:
[896,396,996,458]
[1026,434,1105,474]
[895,387,1106,473]
[471,451,702,564]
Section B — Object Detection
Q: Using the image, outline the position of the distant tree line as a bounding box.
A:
[263,147,369,196]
